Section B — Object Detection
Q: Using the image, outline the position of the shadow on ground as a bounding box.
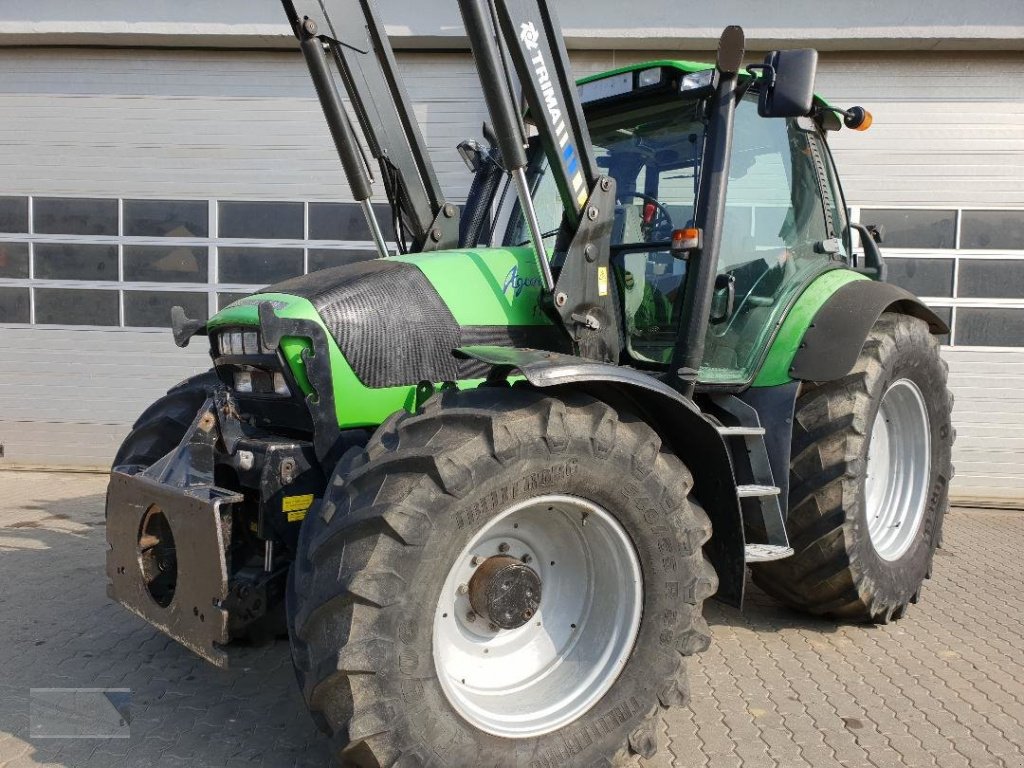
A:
[5,480,1022,768]
[0,483,330,768]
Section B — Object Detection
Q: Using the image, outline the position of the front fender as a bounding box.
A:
[458,345,748,607]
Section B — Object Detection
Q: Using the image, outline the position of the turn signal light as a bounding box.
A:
[844,106,873,131]
[671,227,701,256]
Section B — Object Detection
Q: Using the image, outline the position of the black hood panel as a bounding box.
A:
[267,261,569,388]
[268,261,463,388]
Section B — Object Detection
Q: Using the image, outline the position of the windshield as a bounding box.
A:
[501,98,706,364]
[503,99,706,250]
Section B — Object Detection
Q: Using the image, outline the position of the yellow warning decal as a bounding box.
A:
[597,266,609,297]
[283,494,314,513]
[287,509,308,523]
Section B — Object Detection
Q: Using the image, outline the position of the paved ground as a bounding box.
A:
[0,470,1022,768]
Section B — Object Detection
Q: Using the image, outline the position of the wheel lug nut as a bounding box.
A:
[457,583,468,595]
[466,611,476,622]
[471,556,482,566]
[523,609,533,620]
[498,542,510,553]
[489,622,499,631]
[521,553,532,564]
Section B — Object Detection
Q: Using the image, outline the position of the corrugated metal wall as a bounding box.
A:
[0,48,486,202]
[1,46,1022,506]
[3,48,1021,205]
[0,328,209,467]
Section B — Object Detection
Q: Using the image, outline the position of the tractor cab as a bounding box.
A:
[499,62,852,384]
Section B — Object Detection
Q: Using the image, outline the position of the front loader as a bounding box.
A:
[105,0,954,764]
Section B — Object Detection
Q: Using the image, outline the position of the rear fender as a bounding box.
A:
[458,345,747,607]
[790,280,948,382]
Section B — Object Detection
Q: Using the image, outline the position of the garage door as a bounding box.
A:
[1,46,1023,507]
[0,47,485,467]
[819,52,1024,506]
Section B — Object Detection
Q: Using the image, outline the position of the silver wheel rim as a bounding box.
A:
[432,494,643,738]
[864,378,931,561]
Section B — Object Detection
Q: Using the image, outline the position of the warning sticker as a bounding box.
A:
[597,266,609,297]
[283,494,314,512]
[282,493,314,522]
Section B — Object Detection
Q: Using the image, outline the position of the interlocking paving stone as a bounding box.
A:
[1,470,1022,767]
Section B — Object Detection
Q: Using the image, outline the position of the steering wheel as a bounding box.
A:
[628,193,674,240]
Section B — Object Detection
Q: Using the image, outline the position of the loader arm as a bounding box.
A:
[493,0,600,228]
[459,0,622,362]
[282,0,460,253]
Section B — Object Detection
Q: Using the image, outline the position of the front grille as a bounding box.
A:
[209,328,313,433]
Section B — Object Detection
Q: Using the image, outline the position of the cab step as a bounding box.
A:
[744,543,795,563]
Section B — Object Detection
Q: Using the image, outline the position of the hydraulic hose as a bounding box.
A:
[460,150,504,247]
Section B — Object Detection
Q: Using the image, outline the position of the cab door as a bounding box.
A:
[699,102,846,384]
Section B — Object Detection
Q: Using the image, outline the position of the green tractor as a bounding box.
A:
[105,0,953,764]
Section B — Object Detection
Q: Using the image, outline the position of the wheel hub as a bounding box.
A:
[468,555,541,630]
[432,494,644,738]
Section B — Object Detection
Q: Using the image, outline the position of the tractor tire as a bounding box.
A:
[287,387,716,767]
[752,312,954,622]
[112,371,219,469]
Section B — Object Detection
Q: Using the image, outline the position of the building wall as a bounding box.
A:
[0,0,1022,50]
[1,7,1023,504]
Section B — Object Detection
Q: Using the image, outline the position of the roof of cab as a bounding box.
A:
[577,59,832,109]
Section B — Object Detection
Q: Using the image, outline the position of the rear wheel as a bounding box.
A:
[287,387,716,767]
[752,312,954,622]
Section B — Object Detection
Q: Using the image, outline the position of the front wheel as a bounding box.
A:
[287,388,716,767]
[752,312,954,622]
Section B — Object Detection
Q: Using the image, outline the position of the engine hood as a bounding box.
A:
[208,246,567,391]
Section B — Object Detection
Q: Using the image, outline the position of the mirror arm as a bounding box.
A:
[850,222,888,281]
[745,63,774,87]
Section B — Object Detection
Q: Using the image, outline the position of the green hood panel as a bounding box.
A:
[391,246,551,327]
[211,291,483,428]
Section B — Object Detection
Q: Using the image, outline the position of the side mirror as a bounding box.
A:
[757,49,818,118]
[457,139,485,173]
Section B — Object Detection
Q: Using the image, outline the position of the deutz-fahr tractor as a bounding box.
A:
[105,0,954,764]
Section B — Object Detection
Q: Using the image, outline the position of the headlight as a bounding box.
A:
[680,69,715,95]
[217,330,266,356]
